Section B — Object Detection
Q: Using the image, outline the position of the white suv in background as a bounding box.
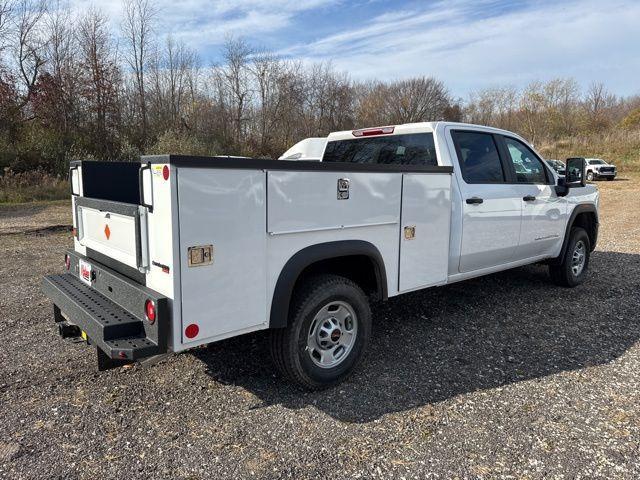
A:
[585,158,616,181]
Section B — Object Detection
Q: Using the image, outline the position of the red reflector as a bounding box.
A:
[145,299,156,324]
[185,324,199,339]
[162,165,170,180]
[64,254,71,270]
[118,351,127,359]
[352,126,395,137]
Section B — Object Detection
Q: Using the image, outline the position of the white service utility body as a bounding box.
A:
[43,122,599,387]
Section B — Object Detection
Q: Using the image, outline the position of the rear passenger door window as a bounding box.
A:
[502,137,549,184]
[451,131,505,183]
[322,133,438,166]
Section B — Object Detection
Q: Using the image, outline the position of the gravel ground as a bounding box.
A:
[1,177,639,479]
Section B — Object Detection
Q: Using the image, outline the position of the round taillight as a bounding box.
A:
[185,324,199,339]
[145,299,156,323]
[162,165,169,180]
[64,254,71,270]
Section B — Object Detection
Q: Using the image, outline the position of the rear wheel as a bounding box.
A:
[549,227,591,287]
[270,274,371,390]
[586,171,594,181]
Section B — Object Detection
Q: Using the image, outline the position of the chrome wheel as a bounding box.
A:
[306,301,358,369]
[571,240,586,277]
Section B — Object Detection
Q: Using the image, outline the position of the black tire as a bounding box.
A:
[270,274,371,390]
[586,171,594,181]
[549,227,591,287]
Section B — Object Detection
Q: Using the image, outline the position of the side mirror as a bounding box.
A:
[555,157,585,197]
[565,157,586,187]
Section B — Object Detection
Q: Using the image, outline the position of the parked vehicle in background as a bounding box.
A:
[546,159,566,176]
[279,137,327,161]
[585,158,616,181]
[42,122,599,389]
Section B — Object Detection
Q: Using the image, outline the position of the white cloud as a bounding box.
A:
[282,0,640,96]
[68,0,339,50]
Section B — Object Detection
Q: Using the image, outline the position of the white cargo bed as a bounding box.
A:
[165,156,453,349]
[67,154,454,354]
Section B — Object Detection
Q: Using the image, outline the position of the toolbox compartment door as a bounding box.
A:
[398,173,452,292]
[177,168,267,344]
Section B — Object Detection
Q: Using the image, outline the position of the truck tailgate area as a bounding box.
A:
[42,251,169,362]
[75,197,147,271]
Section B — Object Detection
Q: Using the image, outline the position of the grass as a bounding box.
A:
[0,169,69,203]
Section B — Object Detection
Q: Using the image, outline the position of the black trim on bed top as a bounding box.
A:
[138,154,454,174]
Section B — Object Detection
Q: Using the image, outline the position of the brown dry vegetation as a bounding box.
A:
[537,130,640,173]
[0,168,68,203]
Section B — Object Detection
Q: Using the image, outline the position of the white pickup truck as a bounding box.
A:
[43,122,599,389]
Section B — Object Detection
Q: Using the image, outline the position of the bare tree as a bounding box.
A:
[13,0,47,108]
[466,86,518,130]
[251,51,291,153]
[43,1,78,132]
[584,82,617,129]
[148,35,197,131]
[45,1,73,82]
[77,7,122,157]
[356,77,451,127]
[122,0,156,147]
[0,0,14,53]
[385,77,451,123]
[216,37,253,146]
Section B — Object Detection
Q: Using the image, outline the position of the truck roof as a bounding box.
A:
[326,122,525,142]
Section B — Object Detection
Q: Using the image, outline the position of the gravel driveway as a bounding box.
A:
[1,178,639,479]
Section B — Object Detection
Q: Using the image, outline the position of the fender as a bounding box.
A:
[552,203,599,265]
[269,240,388,328]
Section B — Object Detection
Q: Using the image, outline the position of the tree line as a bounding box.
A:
[0,0,639,176]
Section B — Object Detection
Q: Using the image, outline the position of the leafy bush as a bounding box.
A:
[147,130,215,156]
[621,108,640,130]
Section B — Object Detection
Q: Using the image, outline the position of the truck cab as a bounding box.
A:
[322,123,598,279]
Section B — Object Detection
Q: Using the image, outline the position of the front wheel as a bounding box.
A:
[549,227,591,287]
[270,274,371,390]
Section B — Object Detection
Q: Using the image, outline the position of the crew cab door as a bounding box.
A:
[497,135,566,259]
[449,129,522,272]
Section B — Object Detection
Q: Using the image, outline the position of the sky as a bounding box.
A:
[71,0,640,98]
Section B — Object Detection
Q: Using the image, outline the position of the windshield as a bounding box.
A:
[589,159,606,165]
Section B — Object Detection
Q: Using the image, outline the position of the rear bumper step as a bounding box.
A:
[43,273,166,362]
